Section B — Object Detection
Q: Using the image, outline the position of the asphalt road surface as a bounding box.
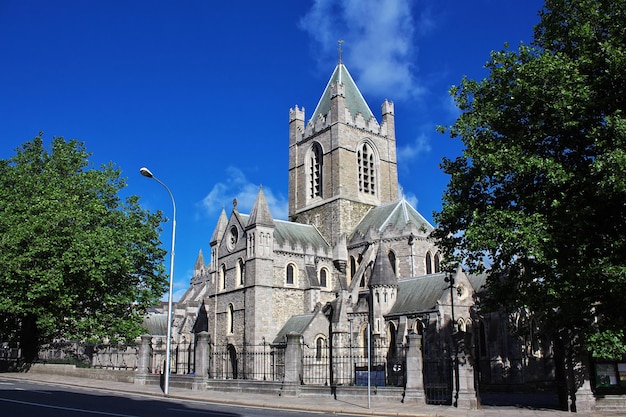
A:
[0,378,338,417]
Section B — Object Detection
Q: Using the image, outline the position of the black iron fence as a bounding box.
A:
[208,343,284,381]
[301,344,406,387]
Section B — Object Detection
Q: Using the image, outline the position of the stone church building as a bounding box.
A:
[154,61,559,402]
[163,60,479,384]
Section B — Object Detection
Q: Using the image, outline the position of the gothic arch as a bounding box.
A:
[319,266,329,288]
[227,303,234,334]
[356,139,379,196]
[236,258,245,286]
[387,249,397,276]
[306,142,323,200]
[286,263,297,285]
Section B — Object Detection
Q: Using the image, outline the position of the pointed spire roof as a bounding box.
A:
[310,63,375,124]
[210,207,229,244]
[194,249,205,271]
[369,242,398,288]
[247,186,275,227]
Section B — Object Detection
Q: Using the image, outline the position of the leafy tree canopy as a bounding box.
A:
[434,0,626,359]
[0,135,168,357]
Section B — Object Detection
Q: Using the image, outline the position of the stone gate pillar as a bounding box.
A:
[192,332,210,391]
[404,333,425,404]
[456,340,478,409]
[134,334,152,385]
[282,333,302,396]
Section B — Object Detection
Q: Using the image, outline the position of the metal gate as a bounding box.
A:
[423,354,452,405]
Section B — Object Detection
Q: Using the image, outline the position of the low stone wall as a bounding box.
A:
[25,363,135,383]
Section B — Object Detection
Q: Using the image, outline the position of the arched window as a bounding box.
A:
[434,252,441,273]
[286,263,295,285]
[315,336,325,361]
[236,258,245,286]
[227,303,234,334]
[219,264,227,290]
[308,143,323,199]
[425,252,432,275]
[319,268,328,288]
[349,256,356,284]
[357,142,376,195]
[387,250,397,276]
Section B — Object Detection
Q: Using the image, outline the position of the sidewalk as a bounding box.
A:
[1,372,623,417]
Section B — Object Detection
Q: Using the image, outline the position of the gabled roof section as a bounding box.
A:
[273,219,330,251]
[351,198,434,239]
[369,243,398,288]
[247,186,275,228]
[272,313,315,344]
[310,63,375,125]
[386,273,447,317]
[238,214,330,252]
[210,207,229,244]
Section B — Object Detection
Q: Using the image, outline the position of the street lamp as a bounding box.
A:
[140,167,176,396]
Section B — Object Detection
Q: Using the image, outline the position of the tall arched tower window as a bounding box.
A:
[387,249,397,276]
[425,252,432,275]
[357,142,376,195]
[308,142,323,199]
[227,303,234,334]
[434,252,441,273]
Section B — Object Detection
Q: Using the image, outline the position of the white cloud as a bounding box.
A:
[300,0,432,101]
[397,132,432,163]
[201,166,288,220]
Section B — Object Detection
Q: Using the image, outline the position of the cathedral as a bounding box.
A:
[164,60,479,387]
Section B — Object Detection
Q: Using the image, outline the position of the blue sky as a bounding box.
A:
[0,0,544,300]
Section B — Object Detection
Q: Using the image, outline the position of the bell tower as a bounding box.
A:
[288,62,399,246]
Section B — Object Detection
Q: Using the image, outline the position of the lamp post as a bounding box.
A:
[140,167,176,396]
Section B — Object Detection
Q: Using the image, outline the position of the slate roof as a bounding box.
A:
[369,243,398,287]
[143,313,168,336]
[247,186,275,227]
[351,199,434,239]
[310,63,375,124]
[272,313,315,344]
[386,273,447,317]
[239,214,330,252]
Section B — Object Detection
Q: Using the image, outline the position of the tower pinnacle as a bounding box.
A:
[338,39,344,64]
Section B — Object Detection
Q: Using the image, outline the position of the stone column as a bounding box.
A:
[403,333,425,404]
[569,357,596,412]
[134,334,152,385]
[281,333,302,396]
[192,332,210,391]
[456,345,478,409]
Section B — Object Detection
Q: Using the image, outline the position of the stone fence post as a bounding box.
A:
[455,336,478,409]
[134,334,152,385]
[404,333,425,404]
[281,332,302,396]
[192,332,210,390]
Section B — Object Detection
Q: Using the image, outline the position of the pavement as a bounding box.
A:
[1,372,624,417]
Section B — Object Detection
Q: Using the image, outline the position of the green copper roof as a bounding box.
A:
[351,199,434,239]
[310,63,375,124]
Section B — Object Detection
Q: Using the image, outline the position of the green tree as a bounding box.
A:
[0,135,168,362]
[434,0,626,407]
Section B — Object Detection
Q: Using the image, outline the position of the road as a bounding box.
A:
[0,378,337,417]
